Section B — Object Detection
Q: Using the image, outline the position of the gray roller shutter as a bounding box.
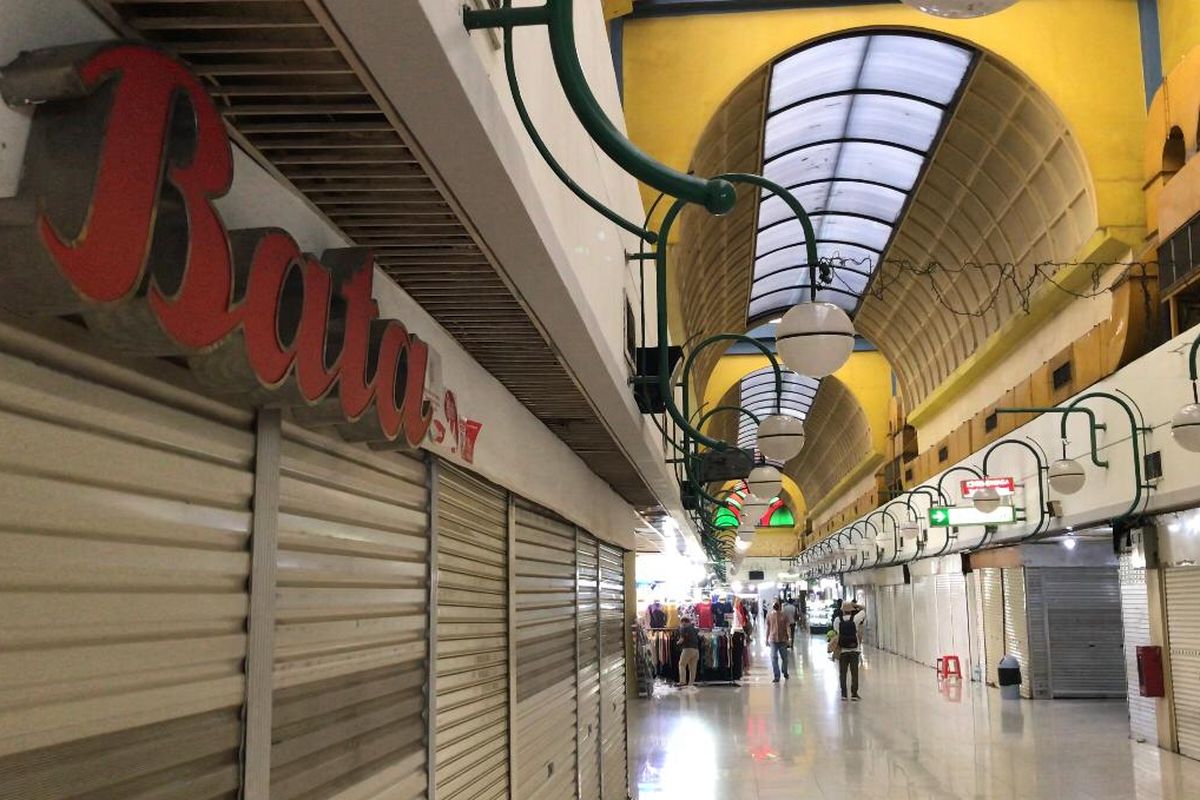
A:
[434,465,509,800]
[272,425,430,799]
[878,586,895,652]
[980,568,1005,686]
[935,573,971,679]
[1120,555,1157,744]
[576,532,601,800]
[513,503,577,800]
[913,576,937,668]
[1002,567,1032,698]
[0,348,254,799]
[598,542,628,800]
[895,584,914,661]
[1024,568,1051,698]
[1032,567,1125,699]
[1165,568,1200,759]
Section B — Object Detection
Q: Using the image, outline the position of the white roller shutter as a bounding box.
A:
[513,503,577,800]
[1120,555,1157,744]
[598,542,628,800]
[878,586,895,652]
[0,347,254,799]
[935,573,971,679]
[913,576,937,668]
[980,568,1005,686]
[1002,568,1032,698]
[1165,568,1200,759]
[576,532,601,800]
[434,465,509,800]
[895,584,914,661]
[272,425,430,799]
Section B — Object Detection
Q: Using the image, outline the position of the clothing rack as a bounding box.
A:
[646,627,747,686]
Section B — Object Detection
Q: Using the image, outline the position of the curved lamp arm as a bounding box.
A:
[465,0,736,215]
[981,438,1049,542]
[934,465,983,505]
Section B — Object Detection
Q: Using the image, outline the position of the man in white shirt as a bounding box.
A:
[782,598,798,647]
[837,601,867,701]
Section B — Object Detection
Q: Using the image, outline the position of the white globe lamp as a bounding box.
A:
[900,0,1018,18]
[1048,458,1086,495]
[972,486,1002,513]
[756,414,806,461]
[775,302,855,377]
[747,464,783,500]
[1171,403,1200,453]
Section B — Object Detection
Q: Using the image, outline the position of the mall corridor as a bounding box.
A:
[632,637,1200,800]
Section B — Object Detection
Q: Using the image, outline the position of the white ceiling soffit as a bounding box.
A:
[737,366,818,458]
[750,33,974,325]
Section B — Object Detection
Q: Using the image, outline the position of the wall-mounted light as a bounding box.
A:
[1173,403,1200,453]
[1048,458,1086,494]
[748,464,782,500]
[776,301,856,378]
[756,414,806,461]
[900,1,1018,18]
[971,486,1001,513]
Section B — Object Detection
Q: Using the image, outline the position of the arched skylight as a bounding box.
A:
[749,32,975,325]
[737,366,818,458]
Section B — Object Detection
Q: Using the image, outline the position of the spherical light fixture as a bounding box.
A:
[747,464,783,500]
[1172,403,1200,453]
[971,486,1002,513]
[775,302,855,377]
[1048,458,1086,495]
[900,0,1018,19]
[756,414,806,461]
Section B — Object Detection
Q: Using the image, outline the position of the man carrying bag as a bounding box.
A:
[836,601,866,701]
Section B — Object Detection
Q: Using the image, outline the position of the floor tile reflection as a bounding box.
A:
[629,635,1200,799]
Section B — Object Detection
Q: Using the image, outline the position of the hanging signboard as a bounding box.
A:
[0,42,482,460]
[929,506,1017,527]
[960,477,1016,497]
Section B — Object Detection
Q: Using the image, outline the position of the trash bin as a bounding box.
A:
[998,655,1021,700]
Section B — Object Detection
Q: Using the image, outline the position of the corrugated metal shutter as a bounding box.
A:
[513,502,577,800]
[0,348,254,799]
[895,584,914,661]
[1120,555,1157,744]
[598,542,628,800]
[860,587,878,648]
[968,571,984,682]
[878,586,894,652]
[577,532,601,800]
[935,573,971,679]
[1037,567,1125,699]
[980,568,1005,686]
[272,425,429,799]
[1165,568,1200,759]
[1002,567,1032,698]
[913,576,937,668]
[1024,568,1051,699]
[435,465,509,800]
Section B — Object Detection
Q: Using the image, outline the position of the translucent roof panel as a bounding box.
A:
[750,32,974,326]
[736,367,820,457]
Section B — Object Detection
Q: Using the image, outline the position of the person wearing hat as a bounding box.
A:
[836,600,867,701]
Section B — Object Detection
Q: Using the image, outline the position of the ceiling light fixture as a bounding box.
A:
[756,414,806,462]
[748,464,783,500]
[1048,458,1086,495]
[776,301,856,377]
[900,1,1018,19]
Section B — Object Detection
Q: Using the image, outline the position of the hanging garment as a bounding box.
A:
[665,602,680,629]
[695,601,713,629]
[648,602,667,629]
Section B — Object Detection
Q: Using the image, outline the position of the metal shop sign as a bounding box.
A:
[0,43,481,460]
[959,477,1016,497]
[928,506,1017,527]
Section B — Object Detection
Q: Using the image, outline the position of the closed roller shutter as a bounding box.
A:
[577,532,602,800]
[980,568,1005,686]
[0,349,254,799]
[598,542,628,800]
[1037,567,1125,699]
[1024,569,1051,698]
[895,584,914,661]
[1165,568,1200,759]
[878,586,894,652]
[272,426,429,800]
[514,503,577,800]
[1002,568,1032,698]
[435,465,509,800]
[941,573,972,681]
[860,587,877,647]
[913,576,937,668]
[1120,555,1157,744]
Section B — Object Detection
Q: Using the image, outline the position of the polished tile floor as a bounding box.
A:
[630,635,1200,799]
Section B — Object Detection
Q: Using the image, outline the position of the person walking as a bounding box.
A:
[766,600,791,683]
[677,616,700,691]
[782,597,798,647]
[837,601,867,701]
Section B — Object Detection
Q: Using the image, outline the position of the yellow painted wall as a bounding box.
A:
[745,529,799,558]
[623,1,1146,234]
[1160,0,1200,73]
[702,350,893,455]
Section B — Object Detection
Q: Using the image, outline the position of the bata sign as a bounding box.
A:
[960,477,1016,497]
[0,43,480,459]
